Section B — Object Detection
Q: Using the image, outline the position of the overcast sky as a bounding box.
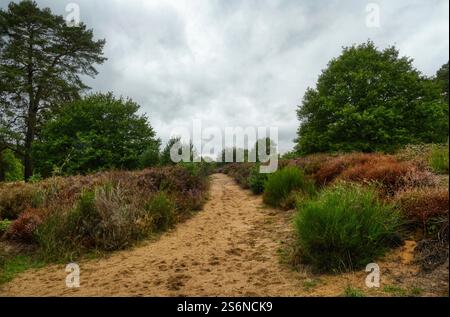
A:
[1,0,449,153]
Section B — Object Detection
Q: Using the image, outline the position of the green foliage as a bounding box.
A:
[248,165,268,195]
[33,93,160,177]
[429,145,449,174]
[435,61,449,104]
[0,219,12,235]
[263,166,315,208]
[0,255,44,285]
[343,286,365,297]
[139,143,161,168]
[0,0,106,180]
[296,41,448,154]
[145,192,175,232]
[0,149,23,182]
[294,183,402,272]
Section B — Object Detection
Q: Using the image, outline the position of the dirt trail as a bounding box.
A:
[1,174,446,297]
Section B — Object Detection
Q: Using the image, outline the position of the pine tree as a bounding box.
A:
[0,1,106,180]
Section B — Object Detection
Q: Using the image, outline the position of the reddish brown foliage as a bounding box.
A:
[312,153,395,186]
[4,208,45,243]
[394,187,449,227]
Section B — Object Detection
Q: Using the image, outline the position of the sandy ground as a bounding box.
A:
[0,174,448,297]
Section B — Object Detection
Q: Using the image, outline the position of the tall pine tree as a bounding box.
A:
[0,1,106,180]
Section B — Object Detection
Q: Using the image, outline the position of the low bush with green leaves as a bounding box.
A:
[248,165,268,195]
[145,192,176,232]
[0,219,12,236]
[294,183,402,272]
[263,166,315,209]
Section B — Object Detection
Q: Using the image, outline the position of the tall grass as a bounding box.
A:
[429,145,449,174]
[263,166,315,209]
[294,183,402,272]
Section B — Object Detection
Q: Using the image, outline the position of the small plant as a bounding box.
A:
[429,145,449,174]
[383,285,407,297]
[343,286,365,297]
[0,219,12,235]
[294,183,402,272]
[248,165,268,195]
[3,209,44,243]
[145,192,176,232]
[263,166,314,209]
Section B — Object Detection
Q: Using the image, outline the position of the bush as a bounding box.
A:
[263,166,315,209]
[0,219,12,236]
[4,209,44,243]
[429,145,449,174]
[294,183,402,272]
[0,183,38,219]
[339,160,438,195]
[0,149,23,182]
[145,192,175,232]
[394,187,449,235]
[248,165,268,195]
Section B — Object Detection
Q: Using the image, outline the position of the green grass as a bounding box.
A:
[383,285,407,297]
[294,183,402,272]
[343,286,365,297]
[0,255,45,285]
[0,219,12,235]
[303,279,321,291]
[263,166,315,209]
[429,145,449,174]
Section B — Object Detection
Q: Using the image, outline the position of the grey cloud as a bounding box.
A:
[1,0,448,153]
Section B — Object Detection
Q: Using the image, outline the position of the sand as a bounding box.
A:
[0,174,447,297]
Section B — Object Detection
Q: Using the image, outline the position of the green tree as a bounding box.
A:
[295,41,448,154]
[160,137,197,165]
[0,149,24,182]
[32,93,160,177]
[435,61,449,104]
[0,1,106,180]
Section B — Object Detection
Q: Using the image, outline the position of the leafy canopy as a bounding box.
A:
[33,93,160,176]
[295,41,448,154]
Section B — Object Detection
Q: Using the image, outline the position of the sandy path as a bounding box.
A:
[1,174,446,297]
[0,174,305,297]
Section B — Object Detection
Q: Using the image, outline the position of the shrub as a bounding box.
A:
[248,165,268,195]
[0,184,38,220]
[394,187,449,235]
[0,219,12,236]
[4,209,44,243]
[294,183,402,272]
[222,163,254,188]
[338,159,438,195]
[145,192,175,232]
[429,145,449,174]
[313,153,394,186]
[263,166,315,209]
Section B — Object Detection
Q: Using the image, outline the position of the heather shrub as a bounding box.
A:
[394,187,449,234]
[294,183,402,272]
[0,183,38,219]
[223,163,254,188]
[429,145,449,174]
[4,209,44,243]
[145,192,175,232]
[248,165,268,195]
[263,166,315,209]
[313,153,392,185]
[338,159,438,195]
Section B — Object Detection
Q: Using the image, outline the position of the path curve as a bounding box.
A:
[0,174,304,296]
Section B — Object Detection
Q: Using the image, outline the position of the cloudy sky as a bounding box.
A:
[1,0,449,154]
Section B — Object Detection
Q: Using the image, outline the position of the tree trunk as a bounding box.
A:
[24,110,36,182]
[0,151,5,182]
